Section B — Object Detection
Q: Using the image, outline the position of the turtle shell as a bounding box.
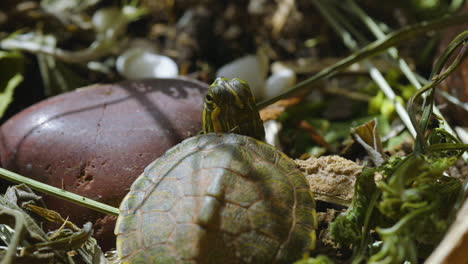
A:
[115,133,317,264]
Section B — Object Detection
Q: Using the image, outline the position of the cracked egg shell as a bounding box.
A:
[0,78,208,250]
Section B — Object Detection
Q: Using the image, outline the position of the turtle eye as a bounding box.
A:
[205,94,213,102]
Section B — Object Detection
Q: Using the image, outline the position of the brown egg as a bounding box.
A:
[0,78,208,250]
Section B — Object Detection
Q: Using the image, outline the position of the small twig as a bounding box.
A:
[407,36,468,153]
[436,89,468,111]
[0,168,119,216]
[272,0,296,37]
[0,33,126,64]
[344,0,421,89]
[345,0,459,144]
[0,5,147,64]
[257,12,468,109]
[324,85,372,101]
[313,0,417,137]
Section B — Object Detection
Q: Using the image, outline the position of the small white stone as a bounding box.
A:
[216,55,267,100]
[116,49,179,79]
[265,64,296,99]
[264,120,283,150]
[455,127,468,144]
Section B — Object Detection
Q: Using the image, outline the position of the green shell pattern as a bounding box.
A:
[115,133,317,264]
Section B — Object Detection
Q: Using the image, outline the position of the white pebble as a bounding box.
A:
[455,127,468,144]
[216,55,267,100]
[116,49,179,79]
[265,63,296,99]
[264,120,283,150]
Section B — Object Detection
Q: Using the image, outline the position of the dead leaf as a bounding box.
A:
[259,96,302,121]
[351,119,385,166]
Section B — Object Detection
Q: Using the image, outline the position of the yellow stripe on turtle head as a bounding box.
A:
[203,77,264,140]
[210,106,222,132]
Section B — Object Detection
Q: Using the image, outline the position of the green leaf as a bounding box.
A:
[37,54,89,96]
[0,185,105,263]
[0,74,23,119]
[0,51,25,119]
[370,155,462,263]
[330,166,383,248]
[407,31,468,155]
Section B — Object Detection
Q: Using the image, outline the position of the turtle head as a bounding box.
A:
[203,77,265,140]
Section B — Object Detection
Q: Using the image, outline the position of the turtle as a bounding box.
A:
[115,77,317,264]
